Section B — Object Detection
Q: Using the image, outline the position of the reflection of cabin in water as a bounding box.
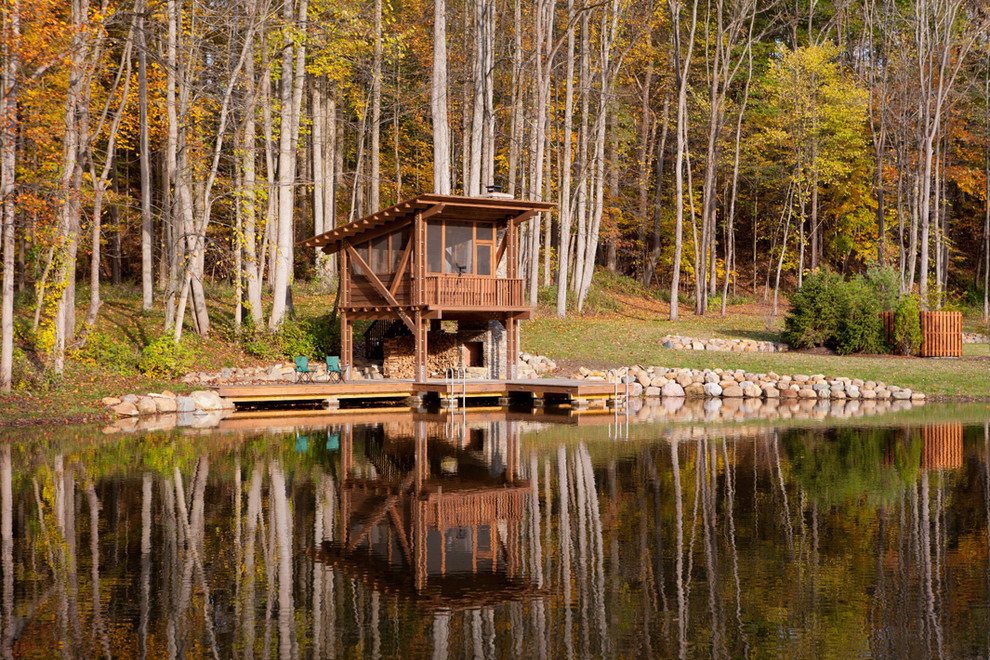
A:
[298,194,555,381]
[315,420,539,611]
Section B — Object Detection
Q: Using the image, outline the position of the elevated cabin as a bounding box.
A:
[298,194,554,381]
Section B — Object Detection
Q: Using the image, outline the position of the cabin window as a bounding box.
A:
[425,221,497,276]
[391,228,410,271]
[445,221,474,274]
[370,235,389,273]
[427,221,444,273]
[476,245,492,275]
[350,241,370,276]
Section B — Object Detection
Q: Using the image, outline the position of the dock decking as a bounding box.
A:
[214,378,624,410]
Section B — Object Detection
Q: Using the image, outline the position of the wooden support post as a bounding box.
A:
[341,311,353,379]
[413,210,425,306]
[326,396,340,410]
[506,316,518,380]
[414,309,428,382]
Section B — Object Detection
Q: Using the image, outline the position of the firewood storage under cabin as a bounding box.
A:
[298,194,555,382]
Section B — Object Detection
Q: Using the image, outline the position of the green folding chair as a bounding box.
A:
[326,355,343,383]
[294,356,315,382]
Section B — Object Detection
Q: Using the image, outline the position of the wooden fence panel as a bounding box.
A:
[879,310,960,357]
[919,311,962,357]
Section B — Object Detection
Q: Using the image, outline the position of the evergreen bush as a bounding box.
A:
[783,270,844,349]
[892,294,923,356]
[784,268,899,354]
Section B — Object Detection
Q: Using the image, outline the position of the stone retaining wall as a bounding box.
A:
[574,365,925,402]
[963,332,989,344]
[660,334,784,353]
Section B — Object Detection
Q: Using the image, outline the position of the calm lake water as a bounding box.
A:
[2,404,990,658]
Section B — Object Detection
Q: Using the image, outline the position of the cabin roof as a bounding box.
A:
[296,193,555,254]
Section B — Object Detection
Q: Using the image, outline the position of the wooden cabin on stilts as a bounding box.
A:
[298,194,554,382]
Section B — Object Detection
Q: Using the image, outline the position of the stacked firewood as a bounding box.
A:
[383,332,462,378]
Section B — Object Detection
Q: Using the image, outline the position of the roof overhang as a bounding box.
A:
[296,193,556,255]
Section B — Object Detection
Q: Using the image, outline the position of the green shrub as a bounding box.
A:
[139,335,193,377]
[78,331,137,374]
[10,348,38,390]
[241,331,279,360]
[784,270,845,349]
[241,316,338,360]
[277,320,316,357]
[892,295,923,356]
[785,268,900,354]
[866,265,901,312]
[302,313,340,357]
[835,276,885,354]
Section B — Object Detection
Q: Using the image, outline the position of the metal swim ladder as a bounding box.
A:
[445,366,467,408]
[606,367,630,409]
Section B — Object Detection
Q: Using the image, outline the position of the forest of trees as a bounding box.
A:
[1,0,989,391]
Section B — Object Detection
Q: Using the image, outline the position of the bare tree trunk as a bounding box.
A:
[86,20,136,329]
[644,87,670,289]
[138,0,153,311]
[432,0,451,194]
[269,0,308,330]
[53,0,89,375]
[555,0,577,317]
[370,0,382,209]
[0,0,18,393]
[985,51,990,322]
[722,36,753,317]
[668,0,699,321]
[242,0,263,326]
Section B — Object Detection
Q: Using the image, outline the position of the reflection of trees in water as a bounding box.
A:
[0,421,989,656]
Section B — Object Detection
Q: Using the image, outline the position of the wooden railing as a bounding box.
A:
[422,275,524,308]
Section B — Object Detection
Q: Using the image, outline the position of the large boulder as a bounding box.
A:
[191,390,224,411]
[112,401,139,416]
[703,382,723,398]
[661,382,685,398]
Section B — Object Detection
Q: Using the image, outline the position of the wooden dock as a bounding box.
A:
[214,378,624,410]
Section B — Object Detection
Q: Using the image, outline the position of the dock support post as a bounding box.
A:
[414,310,428,383]
[326,396,340,411]
[341,311,353,379]
[532,395,545,408]
[572,397,590,410]
[497,396,511,407]
[506,316,518,380]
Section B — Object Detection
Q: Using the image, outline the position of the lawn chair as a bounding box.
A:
[326,355,343,383]
[294,356,316,382]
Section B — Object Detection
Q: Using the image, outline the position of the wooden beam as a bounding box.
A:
[389,233,414,296]
[345,244,417,332]
[494,233,508,269]
[507,210,538,224]
[420,202,446,220]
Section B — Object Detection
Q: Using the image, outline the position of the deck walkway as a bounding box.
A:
[214,378,624,410]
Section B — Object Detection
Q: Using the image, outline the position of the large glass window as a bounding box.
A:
[427,221,443,273]
[391,228,410,271]
[444,222,473,274]
[424,221,497,276]
[370,235,389,273]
